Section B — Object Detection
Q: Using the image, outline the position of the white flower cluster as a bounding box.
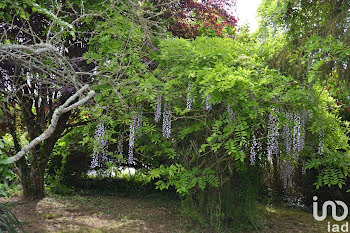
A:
[279,110,308,189]
[135,109,143,137]
[250,135,262,164]
[155,95,162,123]
[162,105,172,138]
[227,103,236,122]
[318,130,324,155]
[90,122,108,169]
[292,111,307,157]
[282,110,307,158]
[267,108,279,164]
[283,111,293,156]
[205,94,211,111]
[186,83,193,110]
[128,111,142,164]
[90,154,99,169]
[128,119,135,165]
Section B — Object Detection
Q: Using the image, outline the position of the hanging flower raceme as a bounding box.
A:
[128,114,136,165]
[205,94,211,111]
[135,108,143,137]
[128,109,143,164]
[283,111,293,156]
[90,122,108,169]
[282,110,307,159]
[250,130,263,165]
[250,135,258,165]
[318,130,325,155]
[279,109,308,189]
[292,110,307,158]
[155,95,162,123]
[186,83,193,110]
[292,112,301,156]
[227,103,235,122]
[267,108,279,164]
[162,104,172,138]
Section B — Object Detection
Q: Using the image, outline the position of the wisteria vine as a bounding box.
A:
[128,110,143,164]
[205,94,211,111]
[155,95,162,123]
[162,104,172,138]
[267,108,279,164]
[90,122,108,169]
[186,83,193,110]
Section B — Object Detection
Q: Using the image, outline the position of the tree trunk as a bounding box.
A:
[18,148,47,199]
[21,167,45,199]
[17,112,71,199]
[20,141,58,199]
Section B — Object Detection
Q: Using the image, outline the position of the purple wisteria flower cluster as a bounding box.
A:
[162,104,172,138]
[90,122,108,169]
[267,108,279,164]
[128,110,143,164]
[155,95,162,123]
[186,83,193,110]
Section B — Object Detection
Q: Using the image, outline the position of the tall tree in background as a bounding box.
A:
[0,0,98,199]
[0,0,166,199]
[257,0,350,197]
[258,0,350,118]
[148,0,238,38]
[258,0,349,83]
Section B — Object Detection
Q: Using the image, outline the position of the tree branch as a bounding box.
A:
[0,84,95,164]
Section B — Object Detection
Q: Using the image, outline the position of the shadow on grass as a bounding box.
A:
[2,191,189,233]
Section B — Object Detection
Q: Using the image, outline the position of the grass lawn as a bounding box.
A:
[1,194,345,233]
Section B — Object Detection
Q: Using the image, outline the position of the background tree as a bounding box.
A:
[0,0,170,199]
[0,0,97,199]
[257,0,350,201]
[258,0,350,116]
[146,0,238,38]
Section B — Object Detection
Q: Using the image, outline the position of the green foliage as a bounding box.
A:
[303,87,350,189]
[181,166,262,232]
[46,173,76,196]
[2,0,347,229]
[83,28,350,229]
[0,0,31,21]
[47,126,93,190]
[224,167,262,232]
[0,0,74,33]
[149,164,219,196]
[0,203,25,233]
[0,137,16,197]
[306,151,350,189]
[300,34,350,88]
[257,0,350,95]
[257,0,350,192]
[0,163,15,197]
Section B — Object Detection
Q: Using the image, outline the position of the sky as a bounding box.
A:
[235,0,262,32]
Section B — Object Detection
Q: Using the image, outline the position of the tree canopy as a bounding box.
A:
[0,0,349,231]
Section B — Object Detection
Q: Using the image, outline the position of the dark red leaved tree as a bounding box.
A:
[151,0,238,38]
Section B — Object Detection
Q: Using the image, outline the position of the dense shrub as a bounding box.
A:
[0,137,16,197]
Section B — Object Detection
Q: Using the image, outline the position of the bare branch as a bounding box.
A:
[0,84,95,164]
